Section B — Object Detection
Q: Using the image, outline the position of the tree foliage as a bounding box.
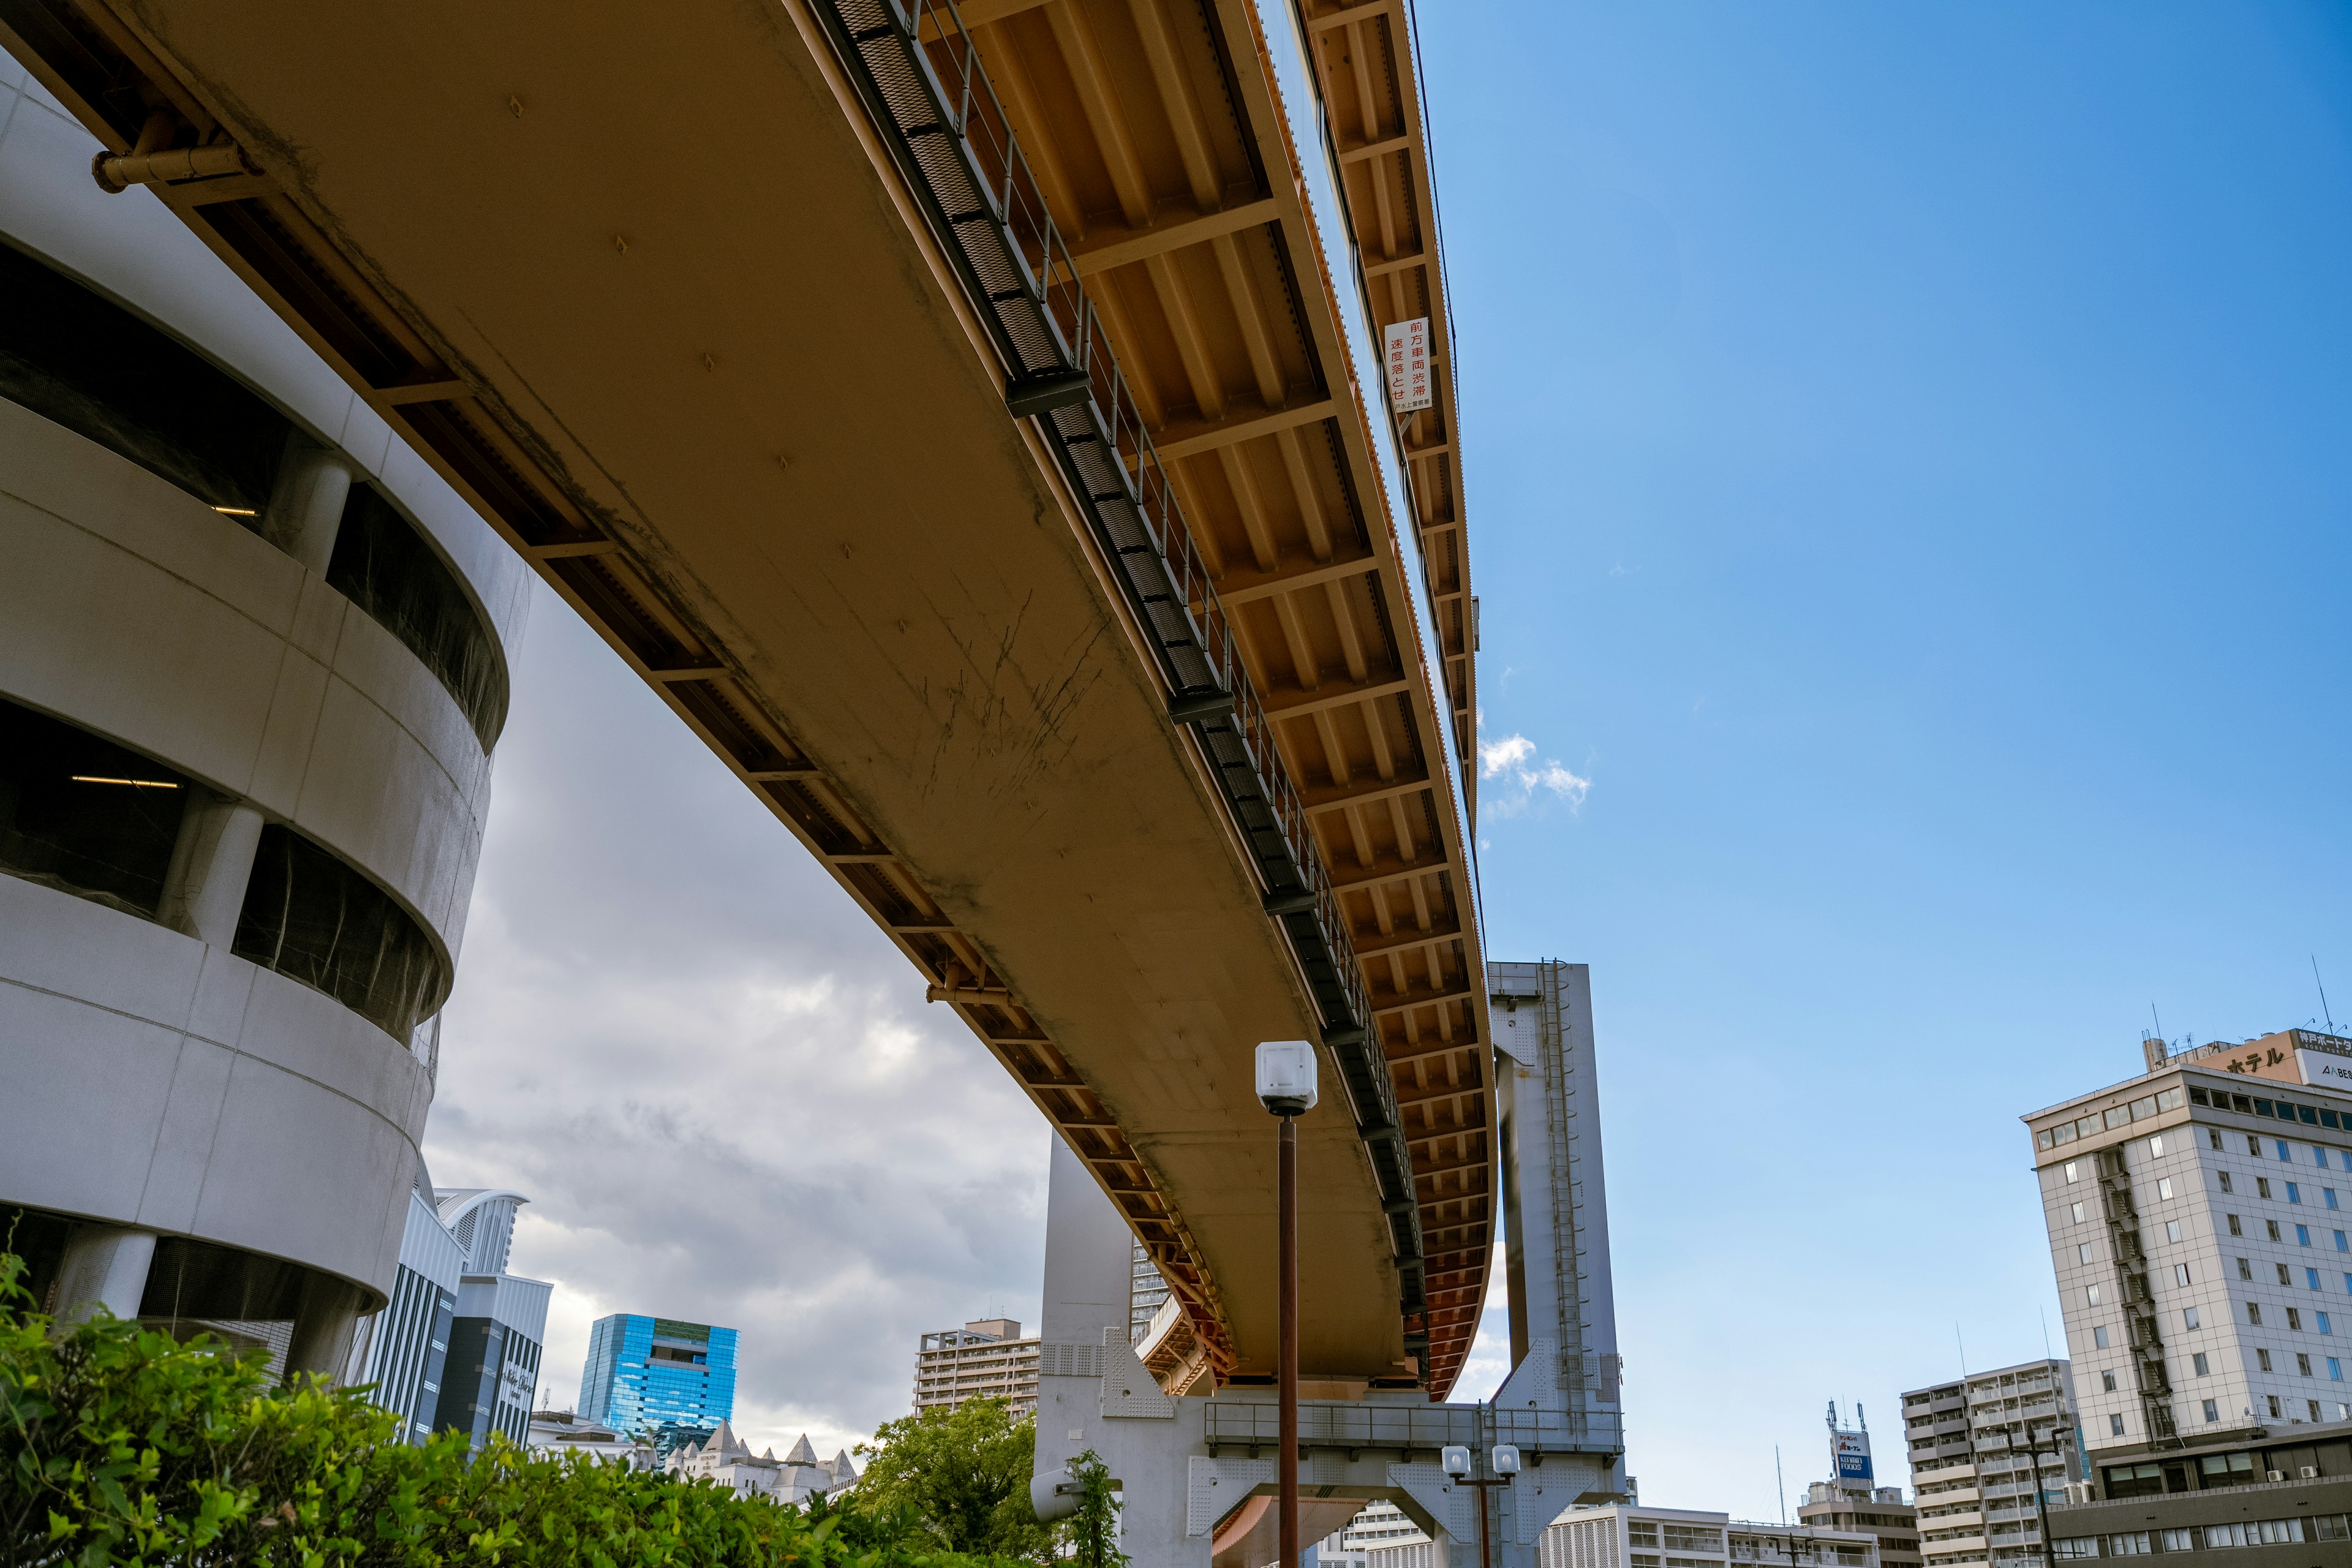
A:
[0,1252,1016,1567]
[851,1400,1055,1563]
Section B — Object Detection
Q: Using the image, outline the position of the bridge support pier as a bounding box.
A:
[1033,962,1627,1568]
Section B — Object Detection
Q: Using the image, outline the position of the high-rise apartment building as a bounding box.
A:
[578,1314,739,1437]
[1535,1505,1880,1568]
[912,1317,1040,1417]
[0,60,526,1375]
[2024,1028,2352,1455]
[1902,1358,2080,1568]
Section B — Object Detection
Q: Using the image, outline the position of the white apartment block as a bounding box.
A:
[912,1317,1039,1417]
[1901,1359,2079,1568]
[1332,1500,1429,1568]
[2025,1028,2352,1453]
[1537,1505,1879,1568]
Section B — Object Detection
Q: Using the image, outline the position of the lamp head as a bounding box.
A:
[1491,1444,1520,1477]
[1441,1445,1471,1480]
[1256,1039,1318,1117]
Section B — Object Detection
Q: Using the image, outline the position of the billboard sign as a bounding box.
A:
[1383,317,1433,413]
[1833,1428,1873,1483]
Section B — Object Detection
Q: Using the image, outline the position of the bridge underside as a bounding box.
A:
[0,0,1490,1390]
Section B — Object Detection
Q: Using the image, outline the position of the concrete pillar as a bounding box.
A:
[265,438,356,576]
[283,1272,364,1385]
[52,1225,156,1326]
[1034,1136,1210,1568]
[156,791,265,946]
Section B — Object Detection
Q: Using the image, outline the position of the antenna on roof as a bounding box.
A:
[2150,1003,2163,1043]
[2316,956,2335,1033]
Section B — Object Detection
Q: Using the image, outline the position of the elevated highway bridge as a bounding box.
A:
[0,0,1491,1400]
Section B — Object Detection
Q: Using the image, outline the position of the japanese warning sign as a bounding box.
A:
[1383,316,1433,413]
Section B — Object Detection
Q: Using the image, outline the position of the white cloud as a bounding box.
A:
[1476,717,1591,815]
[427,588,1051,1462]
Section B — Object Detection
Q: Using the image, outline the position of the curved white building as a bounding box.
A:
[0,58,529,1374]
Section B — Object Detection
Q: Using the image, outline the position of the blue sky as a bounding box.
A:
[430,0,2352,1525]
[1421,1,2352,1514]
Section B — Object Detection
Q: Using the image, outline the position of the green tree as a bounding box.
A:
[0,1250,1017,1566]
[853,1398,1055,1562]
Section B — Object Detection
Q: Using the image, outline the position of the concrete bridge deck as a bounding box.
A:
[0,0,1491,1393]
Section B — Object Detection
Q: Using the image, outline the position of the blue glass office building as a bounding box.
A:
[578,1314,738,1434]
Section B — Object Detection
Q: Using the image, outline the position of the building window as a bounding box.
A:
[2301,1225,2315,1246]
[2193,1352,2211,1375]
[2291,1308,2305,1331]
[2101,1370,2117,1392]
[2239,1257,2255,1281]
[2165,1220,2183,1243]
[2260,1178,2274,1200]
[2278,1263,2294,1287]
[2313,1270,2326,1291]
[2269,1220,2284,1242]
[2220,1171,2235,1194]
[2229,1214,2244,1235]
[2175,1263,2193,1286]
[2290,1183,2305,1204]
[2070,1201,2086,1224]
[2201,1400,2219,1423]
[2329,1189,2341,1211]
[2267,1395,2283,1419]
[2108,1414,2125,1436]
[2078,1242,2096,1265]
[2278,1140,2293,1162]
[2064,1161,2079,1184]
[2249,1303,2264,1327]
[2312,1400,2326,1422]
[2260,1348,2275,1371]
[2149,1133,2166,1156]
[2087,1284,2103,1306]
[2185,1307,2201,1330]
[2323,1311,2337,1334]
[2332,1359,2345,1381]
[2095,1325,2111,1349]
[2338,1230,2348,1251]
[2158,1177,2176,1201]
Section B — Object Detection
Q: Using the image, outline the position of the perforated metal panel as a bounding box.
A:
[1187,1455,1273,1537]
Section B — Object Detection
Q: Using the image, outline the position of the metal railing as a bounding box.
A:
[1202,1398,1621,1457]
[812,0,1420,1310]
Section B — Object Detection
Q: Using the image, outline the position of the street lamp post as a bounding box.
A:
[1442,1444,1519,1568]
[2018,1416,2068,1568]
[1257,1041,1318,1568]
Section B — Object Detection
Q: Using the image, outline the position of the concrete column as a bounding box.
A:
[156,791,265,947]
[283,1272,364,1385]
[1034,1136,1210,1568]
[265,438,356,576]
[52,1225,156,1326]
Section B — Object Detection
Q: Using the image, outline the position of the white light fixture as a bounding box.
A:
[1491,1444,1520,1476]
[1255,1039,1317,1117]
[1441,1445,1471,1479]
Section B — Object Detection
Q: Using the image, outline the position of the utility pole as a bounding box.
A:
[1443,1444,1520,1568]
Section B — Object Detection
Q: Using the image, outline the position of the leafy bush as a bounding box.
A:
[0,1253,1022,1566]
